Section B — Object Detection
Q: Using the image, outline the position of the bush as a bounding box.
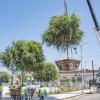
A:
[59,86,79,93]
[66,86,78,92]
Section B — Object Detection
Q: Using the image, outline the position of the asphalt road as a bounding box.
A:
[1,93,100,100]
[67,93,100,100]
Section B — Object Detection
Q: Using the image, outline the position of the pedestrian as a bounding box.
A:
[21,84,26,100]
[0,83,2,99]
[38,84,47,100]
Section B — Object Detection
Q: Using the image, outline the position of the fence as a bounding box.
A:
[32,81,90,94]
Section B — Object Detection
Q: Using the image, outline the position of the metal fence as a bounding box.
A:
[32,81,90,94]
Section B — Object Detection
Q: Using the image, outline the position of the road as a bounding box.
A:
[1,93,100,100]
[67,93,100,100]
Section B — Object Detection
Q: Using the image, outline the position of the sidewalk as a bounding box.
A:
[2,89,96,100]
[48,89,96,100]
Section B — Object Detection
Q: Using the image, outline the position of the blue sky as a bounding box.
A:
[0,0,100,70]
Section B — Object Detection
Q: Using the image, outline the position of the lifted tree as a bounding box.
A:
[42,0,83,59]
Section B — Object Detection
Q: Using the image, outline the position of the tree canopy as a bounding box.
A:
[17,73,28,83]
[33,62,59,82]
[0,40,44,72]
[0,40,59,83]
[42,14,83,58]
[0,71,10,83]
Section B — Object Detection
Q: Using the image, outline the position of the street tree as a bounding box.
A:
[0,40,44,85]
[33,62,59,82]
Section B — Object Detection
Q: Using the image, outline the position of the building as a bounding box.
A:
[55,59,98,81]
[60,69,98,81]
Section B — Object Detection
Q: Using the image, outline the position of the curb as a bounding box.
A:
[58,90,96,100]
[58,93,83,100]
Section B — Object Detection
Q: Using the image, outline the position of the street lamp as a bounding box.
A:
[80,43,88,93]
[80,45,84,93]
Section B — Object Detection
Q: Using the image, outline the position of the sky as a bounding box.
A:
[0,0,100,71]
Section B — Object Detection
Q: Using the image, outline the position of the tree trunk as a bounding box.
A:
[67,41,69,59]
[71,47,73,58]
[11,69,14,84]
[11,74,14,84]
[21,70,24,86]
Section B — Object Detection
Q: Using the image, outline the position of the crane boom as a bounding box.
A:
[87,0,100,31]
[86,0,100,43]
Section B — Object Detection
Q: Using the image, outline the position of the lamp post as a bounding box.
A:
[80,43,88,93]
[80,45,84,93]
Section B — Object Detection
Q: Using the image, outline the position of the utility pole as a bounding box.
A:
[92,60,95,80]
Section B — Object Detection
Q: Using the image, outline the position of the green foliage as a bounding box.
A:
[59,86,78,92]
[42,14,83,58]
[0,40,44,85]
[0,71,10,83]
[17,73,28,83]
[63,78,70,82]
[0,40,59,84]
[66,86,78,92]
[77,77,82,82]
[33,62,59,82]
[71,77,76,83]
[0,40,44,71]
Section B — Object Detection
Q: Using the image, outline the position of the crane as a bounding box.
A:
[86,0,100,90]
[86,0,100,43]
